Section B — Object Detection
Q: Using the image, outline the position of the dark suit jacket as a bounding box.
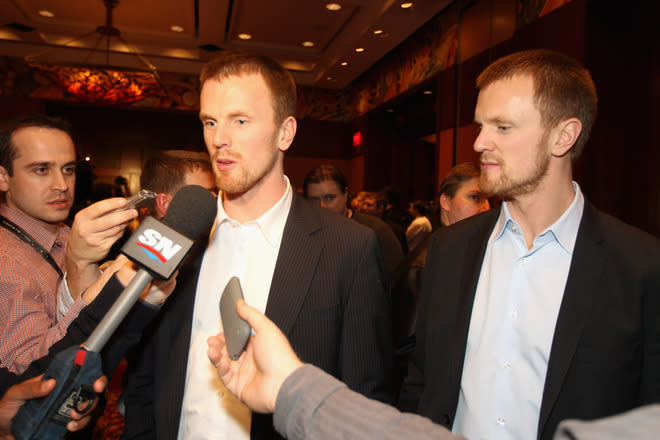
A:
[122,192,393,440]
[412,201,660,440]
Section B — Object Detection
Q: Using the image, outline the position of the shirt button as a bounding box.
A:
[503,362,511,369]
[511,309,518,318]
[497,417,506,425]
[511,225,517,232]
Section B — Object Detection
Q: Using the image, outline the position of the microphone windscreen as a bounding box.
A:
[163,185,217,239]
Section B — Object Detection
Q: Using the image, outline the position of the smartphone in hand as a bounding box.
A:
[220,277,252,360]
[104,189,157,216]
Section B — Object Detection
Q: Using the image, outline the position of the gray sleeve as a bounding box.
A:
[553,405,660,440]
[274,364,465,440]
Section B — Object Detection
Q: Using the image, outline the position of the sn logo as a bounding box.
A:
[137,228,182,262]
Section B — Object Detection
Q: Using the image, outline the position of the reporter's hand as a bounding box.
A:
[80,255,129,304]
[207,300,303,413]
[0,375,107,439]
[66,375,107,432]
[66,198,138,299]
[113,260,178,306]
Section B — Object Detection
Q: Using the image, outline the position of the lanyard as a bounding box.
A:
[0,215,64,279]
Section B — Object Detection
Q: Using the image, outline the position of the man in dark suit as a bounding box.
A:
[122,51,392,440]
[411,49,660,440]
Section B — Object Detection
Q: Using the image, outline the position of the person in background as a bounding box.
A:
[437,163,490,227]
[140,149,216,219]
[302,164,403,283]
[405,200,432,253]
[349,190,368,213]
[361,190,408,253]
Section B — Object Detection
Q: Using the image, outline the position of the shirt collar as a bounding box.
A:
[214,176,293,248]
[489,181,584,254]
[0,203,66,252]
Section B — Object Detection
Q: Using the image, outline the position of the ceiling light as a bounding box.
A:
[373,29,384,35]
[26,0,167,105]
[423,90,432,95]
[355,47,365,53]
[325,3,342,11]
[386,109,394,113]
[340,61,348,66]
[238,33,252,40]
[401,2,414,9]
[302,41,314,47]
[170,25,184,33]
[326,76,333,81]
[38,10,55,18]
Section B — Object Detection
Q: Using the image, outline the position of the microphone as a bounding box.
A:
[12,185,217,440]
[86,185,217,351]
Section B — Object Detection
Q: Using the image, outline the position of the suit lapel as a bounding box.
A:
[265,193,323,336]
[537,202,606,437]
[449,209,500,395]
[158,241,206,438]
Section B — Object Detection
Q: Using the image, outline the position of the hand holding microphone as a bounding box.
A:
[11,185,216,440]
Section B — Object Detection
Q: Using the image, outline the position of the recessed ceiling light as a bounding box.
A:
[373,29,384,35]
[326,76,334,81]
[355,47,365,53]
[401,2,414,9]
[302,41,315,47]
[170,25,184,32]
[238,33,252,40]
[340,61,348,66]
[326,3,342,11]
[423,90,432,95]
[38,10,55,18]
[386,109,394,113]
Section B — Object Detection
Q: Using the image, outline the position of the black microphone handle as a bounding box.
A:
[83,269,153,353]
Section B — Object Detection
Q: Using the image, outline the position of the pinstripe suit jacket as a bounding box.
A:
[122,192,394,440]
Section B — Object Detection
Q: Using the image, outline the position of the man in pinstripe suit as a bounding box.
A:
[122,50,393,440]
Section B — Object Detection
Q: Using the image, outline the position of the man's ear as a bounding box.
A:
[551,118,582,158]
[154,193,171,218]
[439,193,451,212]
[277,116,297,153]
[0,166,10,192]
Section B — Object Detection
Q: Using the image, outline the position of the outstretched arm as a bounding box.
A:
[207,299,302,413]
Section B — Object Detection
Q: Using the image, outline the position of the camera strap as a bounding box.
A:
[0,215,64,279]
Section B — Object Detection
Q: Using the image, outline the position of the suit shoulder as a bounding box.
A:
[429,208,499,249]
[294,196,376,241]
[588,207,660,256]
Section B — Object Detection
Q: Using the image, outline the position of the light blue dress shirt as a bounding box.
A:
[453,182,584,440]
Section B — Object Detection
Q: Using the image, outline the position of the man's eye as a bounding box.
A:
[203,120,216,128]
[63,166,76,175]
[34,167,48,175]
[323,195,337,203]
[307,197,321,204]
[497,125,511,132]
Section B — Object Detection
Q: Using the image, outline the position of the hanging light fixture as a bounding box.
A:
[25,0,168,104]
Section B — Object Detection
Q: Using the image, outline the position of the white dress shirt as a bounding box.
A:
[177,177,293,440]
[406,215,432,252]
[453,182,584,440]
